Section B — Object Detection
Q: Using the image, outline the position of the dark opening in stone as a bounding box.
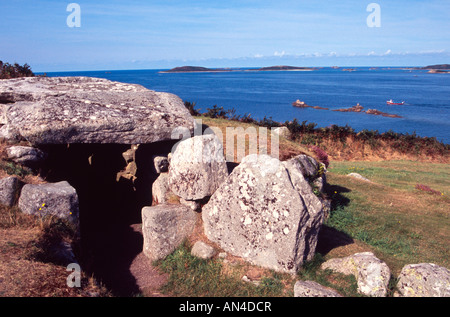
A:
[38,140,177,296]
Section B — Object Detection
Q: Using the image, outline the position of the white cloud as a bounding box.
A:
[274,50,286,57]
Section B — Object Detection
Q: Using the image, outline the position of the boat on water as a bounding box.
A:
[386,99,405,105]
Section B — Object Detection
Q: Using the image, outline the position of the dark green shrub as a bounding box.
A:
[183,101,201,116]
[204,105,229,119]
[0,61,35,79]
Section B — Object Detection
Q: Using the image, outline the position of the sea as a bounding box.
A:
[42,67,450,144]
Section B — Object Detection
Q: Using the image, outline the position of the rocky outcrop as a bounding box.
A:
[333,104,364,113]
[333,104,402,118]
[202,154,324,273]
[321,252,391,297]
[141,204,197,262]
[0,77,196,145]
[18,181,79,224]
[168,134,228,201]
[395,263,450,297]
[6,146,47,167]
[294,280,342,297]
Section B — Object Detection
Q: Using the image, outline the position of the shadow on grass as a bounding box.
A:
[317,183,354,256]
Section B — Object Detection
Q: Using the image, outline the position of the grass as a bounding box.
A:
[156,241,295,297]
[324,160,449,274]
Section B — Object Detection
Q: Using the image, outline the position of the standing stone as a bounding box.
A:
[0,176,21,207]
[395,263,450,297]
[151,173,172,205]
[202,154,324,273]
[321,252,391,297]
[168,134,228,201]
[294,280,342,297]
[18,181,79,224]
[142,204,197,261]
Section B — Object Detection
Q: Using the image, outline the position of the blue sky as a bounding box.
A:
[1,0,449,72]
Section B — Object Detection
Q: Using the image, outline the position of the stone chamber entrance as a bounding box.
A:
[39,141,177,296]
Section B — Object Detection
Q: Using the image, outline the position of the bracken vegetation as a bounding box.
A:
[185,102,449,163]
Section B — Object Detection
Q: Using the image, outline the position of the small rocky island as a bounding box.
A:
[332,104,402,118]
[293,100,403,118]
[256,65,315,71]
[160,66,232,73]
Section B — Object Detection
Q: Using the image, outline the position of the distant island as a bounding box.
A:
[255,65,315,71]
[160,65,316,73]
[421,64,450,70]
[160,66,232,73]
[417,64,450,74]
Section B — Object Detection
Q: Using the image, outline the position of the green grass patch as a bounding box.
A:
[156,242,294,297]
[324,161,449,274]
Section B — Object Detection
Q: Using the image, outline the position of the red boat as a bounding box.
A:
[386,99,405,105]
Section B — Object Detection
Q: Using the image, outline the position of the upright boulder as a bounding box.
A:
[142,204,197,261]
[0,76,196,145]
[18,181,79,224]
[202,154,324,273]
[0,176,21,207]
[168,134,228,201]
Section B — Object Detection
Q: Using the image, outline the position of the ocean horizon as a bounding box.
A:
[41,66,450,144]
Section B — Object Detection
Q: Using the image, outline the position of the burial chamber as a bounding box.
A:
[0,76,196,295]
[39,141,178,295]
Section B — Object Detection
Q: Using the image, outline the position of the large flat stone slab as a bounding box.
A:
[0,77,195,145]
